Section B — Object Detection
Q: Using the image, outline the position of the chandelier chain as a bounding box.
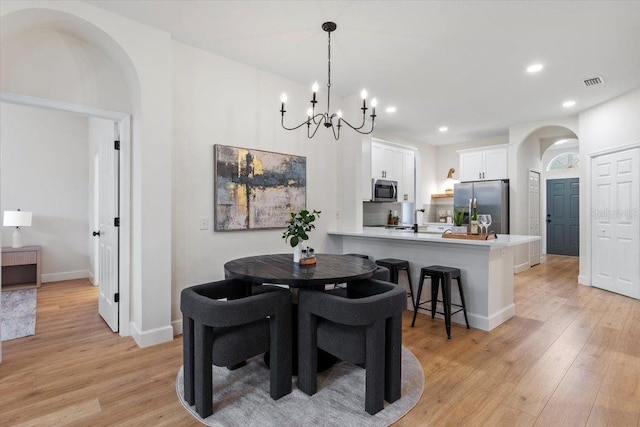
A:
[327,30,331,113]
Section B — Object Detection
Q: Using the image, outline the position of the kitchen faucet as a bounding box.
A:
[413,209,425,233]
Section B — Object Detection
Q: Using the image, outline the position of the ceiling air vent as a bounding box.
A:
[583,76,604,87]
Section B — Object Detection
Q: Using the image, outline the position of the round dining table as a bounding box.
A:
[224,253,378,373]
[224,253,377,287]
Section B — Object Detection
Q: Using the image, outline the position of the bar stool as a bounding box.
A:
[375,258,415,311]
[411,265,469,339]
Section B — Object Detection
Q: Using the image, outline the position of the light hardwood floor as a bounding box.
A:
[1,256,639,426]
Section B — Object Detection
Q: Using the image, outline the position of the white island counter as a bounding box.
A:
[328,228,540,331]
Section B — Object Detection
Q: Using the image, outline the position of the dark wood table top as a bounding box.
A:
[224,253,377,287]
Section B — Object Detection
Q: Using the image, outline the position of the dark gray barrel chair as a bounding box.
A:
[297,279,406,415]
[181,279,292,418]
[342,254,391,282]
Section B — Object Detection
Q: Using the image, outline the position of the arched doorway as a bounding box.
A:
[513,125,579,271]
[1,8,140,339]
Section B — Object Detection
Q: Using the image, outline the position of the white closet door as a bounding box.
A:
[591,147,639,299]
[529,170,541,266]
[97,121,120,332]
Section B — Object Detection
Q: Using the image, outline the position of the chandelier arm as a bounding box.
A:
[311,109,323,125]
[350,110,368,130]
[307,116,325,139]
[331,121,341,140]
[281,114,313,131]
[338,117,375,135]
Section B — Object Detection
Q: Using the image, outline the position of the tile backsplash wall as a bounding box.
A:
[363,202,403,225]
[363,202,455,225]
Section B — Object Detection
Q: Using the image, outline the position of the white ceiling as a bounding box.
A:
[85,0,640,145]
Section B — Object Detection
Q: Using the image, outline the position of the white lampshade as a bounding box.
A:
[3,211,32,227]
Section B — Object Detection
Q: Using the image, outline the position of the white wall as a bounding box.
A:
[0,103,90,281]
[578,88,640,284]
[171,40,340,329]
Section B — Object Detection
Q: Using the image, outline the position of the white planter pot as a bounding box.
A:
[451,226,468,235]
[293,244,303,263]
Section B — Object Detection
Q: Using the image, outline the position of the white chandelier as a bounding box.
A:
[280,22,377,141]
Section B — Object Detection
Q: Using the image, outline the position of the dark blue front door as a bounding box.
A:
[546,178,579,256]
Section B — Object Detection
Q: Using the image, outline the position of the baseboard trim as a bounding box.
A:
[130,322,174,348]
[514,262,530,274]
[467,304,516,332]
[578,275,590,286]
[41,270,89,283]
[172,319,183,336]
[88,271,96,286]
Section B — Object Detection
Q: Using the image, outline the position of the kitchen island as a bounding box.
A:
[328,228,539,331]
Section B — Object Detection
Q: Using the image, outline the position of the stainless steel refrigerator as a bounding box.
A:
[453,179,509,234]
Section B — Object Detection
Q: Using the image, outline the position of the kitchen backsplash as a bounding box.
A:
[363,202,454,225]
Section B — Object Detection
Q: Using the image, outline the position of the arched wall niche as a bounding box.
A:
[1,7,139,113]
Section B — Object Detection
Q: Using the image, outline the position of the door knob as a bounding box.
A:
[546,219,551,223]
[92,231,100,237]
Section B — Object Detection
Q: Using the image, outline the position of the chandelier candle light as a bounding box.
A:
[280,22,377,140]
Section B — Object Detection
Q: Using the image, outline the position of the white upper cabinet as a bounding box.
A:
[400,151,415,202]
[458,144,508,181]
[371,143,394,179]
[366,140,416,202]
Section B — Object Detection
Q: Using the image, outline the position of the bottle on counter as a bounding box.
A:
[387,210,393,225]
[470,198,479,234]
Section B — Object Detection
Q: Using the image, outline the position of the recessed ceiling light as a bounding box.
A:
[385,106,397,113]
[527,63,544,73]
[439,126,448,132]
[562,100,576,108]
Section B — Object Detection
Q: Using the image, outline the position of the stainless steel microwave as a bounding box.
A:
[372,179,398,202]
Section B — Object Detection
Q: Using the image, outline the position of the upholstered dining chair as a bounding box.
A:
[297,279,406,415]
[180,279,292,418]
[333,256,389,290]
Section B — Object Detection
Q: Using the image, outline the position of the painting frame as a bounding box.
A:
[213,144,307,231]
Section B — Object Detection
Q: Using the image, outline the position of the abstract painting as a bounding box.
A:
[214,144,306,231]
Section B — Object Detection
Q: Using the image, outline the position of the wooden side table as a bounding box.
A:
[1,245,41,289]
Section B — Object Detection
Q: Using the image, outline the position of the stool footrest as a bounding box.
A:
[416,300,465,310]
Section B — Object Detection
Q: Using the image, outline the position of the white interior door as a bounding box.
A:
[591,147,639,299]
[529,170,541,266]
[97,120,120,332]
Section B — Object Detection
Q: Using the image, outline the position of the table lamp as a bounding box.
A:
[3,209,32,248]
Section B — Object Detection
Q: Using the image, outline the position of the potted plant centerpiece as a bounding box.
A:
[283,209,321,263]
[451,208,467,235]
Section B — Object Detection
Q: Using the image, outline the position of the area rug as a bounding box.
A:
[1,288,37,341]
[176,346,423,427]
